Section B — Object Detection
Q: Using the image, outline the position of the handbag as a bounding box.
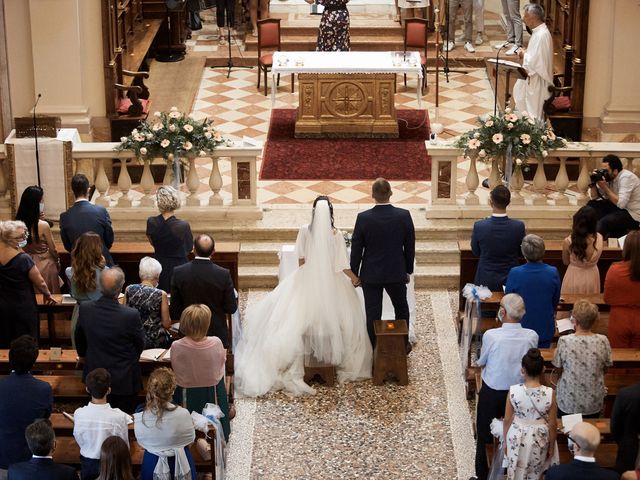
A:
[189,10,203,30]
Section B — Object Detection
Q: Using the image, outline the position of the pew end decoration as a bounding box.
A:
[116,107,229,187]
[454,109,567,190]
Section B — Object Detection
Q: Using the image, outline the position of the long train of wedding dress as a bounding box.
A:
[235,201,372,396]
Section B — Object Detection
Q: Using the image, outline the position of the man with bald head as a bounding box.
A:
[545,421,618,479]
[170,234,237,347]
[75,267,145,413]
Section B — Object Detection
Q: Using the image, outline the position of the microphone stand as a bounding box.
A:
[156,1,185,62]
[212,1,251,78]
[493,43,507,116]
[32,93,42,187]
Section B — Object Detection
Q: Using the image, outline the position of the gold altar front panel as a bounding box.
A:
[294,73,399,138]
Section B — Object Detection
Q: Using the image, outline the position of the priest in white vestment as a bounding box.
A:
[513,3,553,120]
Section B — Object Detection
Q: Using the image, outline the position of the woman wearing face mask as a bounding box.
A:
[0,220,55,347]
[15,185,63,294]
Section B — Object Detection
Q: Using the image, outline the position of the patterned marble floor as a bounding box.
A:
[227,289,474,479]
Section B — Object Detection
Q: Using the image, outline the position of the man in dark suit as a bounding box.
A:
[470,185,525,291]
[7,419,77,480]
[0,336,53,478]
[170,234,237,348]
[350,178,415,350]
[75,267,145,414]
[611,381,640,474]
[59,174,114,266]
[545,421,618,480]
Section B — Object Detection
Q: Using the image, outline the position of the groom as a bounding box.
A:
[350,178,416,351]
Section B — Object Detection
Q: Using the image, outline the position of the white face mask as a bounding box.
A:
[39,202,45,213]
[497,307,505,322]
[17,239,28,248]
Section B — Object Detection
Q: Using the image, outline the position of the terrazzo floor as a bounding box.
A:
[225,289,474,479]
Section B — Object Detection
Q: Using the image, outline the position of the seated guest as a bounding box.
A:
[125,257,171,349]
[0,336,53,477]
[7,419,77,480]
[604,230,640,348]
[471,185,525,291]
[15,185,63,294]
[552,300,612,418]
[472,293,538,480]
[146,186,193,293]
[506,234,561,347]
[545,421,618,480]
[96,436,134,480]
[134,368,196,480]
[75,268,145,414]
[66,232,108,348]
[73,368,130,480]
[0,220,55,347]
[60,174,114,266]
[171,304,230,441]
[611,380,640,474]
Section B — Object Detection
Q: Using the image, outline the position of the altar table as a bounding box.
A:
[271,51,423,138]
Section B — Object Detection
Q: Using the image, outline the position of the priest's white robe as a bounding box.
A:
[513,23,553,120]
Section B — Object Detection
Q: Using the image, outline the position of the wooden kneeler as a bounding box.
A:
[304,352,336,387]
[373,319,409,386]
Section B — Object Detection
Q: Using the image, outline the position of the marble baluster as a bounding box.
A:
[139,158,155,207]
[209,157,223,206]
[553,157,570,205]
[94,159,111,207]
[117,158,132,207]
[186,157,200,206]
[464,158,480,205]
[575,157,591,205]
[532,161,548,205]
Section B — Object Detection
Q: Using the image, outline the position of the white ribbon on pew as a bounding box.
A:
[461,283,492,377]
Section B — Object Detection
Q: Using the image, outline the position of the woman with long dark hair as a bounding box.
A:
[561,206,603,294]
[96,436,134,480]
[15,185,62,293]
[66,232,108,345]
[604,230,640,347]
[236,195,372,396]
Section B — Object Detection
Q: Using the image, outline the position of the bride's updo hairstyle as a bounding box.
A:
[521,348,544,377]
[310,195,334,230]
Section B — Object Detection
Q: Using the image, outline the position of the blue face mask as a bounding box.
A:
[18,239,28,248]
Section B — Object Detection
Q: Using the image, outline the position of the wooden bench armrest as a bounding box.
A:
[122,69,150,79]
[115,83,143,94]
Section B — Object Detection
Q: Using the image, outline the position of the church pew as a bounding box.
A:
[55,241,240,292]
[541,348,640,369]
[458,239,622,307]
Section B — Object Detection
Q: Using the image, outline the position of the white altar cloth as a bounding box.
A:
[278,244,417,344]
[271,51,424,108]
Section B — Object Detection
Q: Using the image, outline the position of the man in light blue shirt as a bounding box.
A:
[471,293,538,480]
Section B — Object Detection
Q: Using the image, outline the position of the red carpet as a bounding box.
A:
[260,109,431,181]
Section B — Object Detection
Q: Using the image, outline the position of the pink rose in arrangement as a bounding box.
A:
[492,133,503,144]
[520,133,531,144]
[468,138,481,149]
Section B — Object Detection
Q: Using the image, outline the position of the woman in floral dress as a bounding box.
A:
[305,0,350,51]
[503,348,558,480]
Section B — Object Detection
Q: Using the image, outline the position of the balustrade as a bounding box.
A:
[429,141,640,209]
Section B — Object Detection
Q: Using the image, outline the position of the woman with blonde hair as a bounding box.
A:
[66,232,107,345]
[134,367,196,480]
[0,220,55,347]
[552,299,612,417]
[171,304,230,440]
[146,186,193,292]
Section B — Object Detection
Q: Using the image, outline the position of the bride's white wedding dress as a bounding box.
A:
[235,201,373,396]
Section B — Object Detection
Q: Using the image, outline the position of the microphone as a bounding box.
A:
[33,93,42,187]
[493,44,507,117]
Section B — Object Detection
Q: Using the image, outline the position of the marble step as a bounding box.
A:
[238,263,458,288]
[238,240,460,264]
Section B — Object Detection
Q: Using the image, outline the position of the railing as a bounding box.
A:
[0,142,263,219]
[429,142,640,207]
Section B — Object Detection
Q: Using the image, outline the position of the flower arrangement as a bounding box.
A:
[453,108,566,167]
[115,107,229,161]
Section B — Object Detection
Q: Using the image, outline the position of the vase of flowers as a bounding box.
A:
[116,107,229,188]
[453,108,566,188]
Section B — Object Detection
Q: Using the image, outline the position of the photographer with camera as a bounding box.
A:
[587,154,640,240]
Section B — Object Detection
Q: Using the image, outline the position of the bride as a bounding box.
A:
[235,196,372,396]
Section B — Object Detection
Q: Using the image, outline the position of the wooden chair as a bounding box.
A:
[257,18,292,96]
[403,18,429,95]
[543,73,583,141]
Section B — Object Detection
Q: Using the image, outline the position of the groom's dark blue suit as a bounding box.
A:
[350,204,415,346]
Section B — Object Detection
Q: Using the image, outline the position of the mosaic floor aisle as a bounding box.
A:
[225,290,474,479]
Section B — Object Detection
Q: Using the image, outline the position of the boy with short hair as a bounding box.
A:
[73,368,130,480]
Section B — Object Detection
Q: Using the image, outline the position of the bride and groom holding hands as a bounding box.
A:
[236,178,416,397]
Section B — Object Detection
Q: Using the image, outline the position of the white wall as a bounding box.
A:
[4,0,35,118]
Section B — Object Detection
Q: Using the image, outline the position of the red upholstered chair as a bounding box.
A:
[257,18,286,96]
[403,18,429,95]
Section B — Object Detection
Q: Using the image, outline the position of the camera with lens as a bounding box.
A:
[589,168,612,185]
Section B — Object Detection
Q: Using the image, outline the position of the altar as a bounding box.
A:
[271,51,423,138]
